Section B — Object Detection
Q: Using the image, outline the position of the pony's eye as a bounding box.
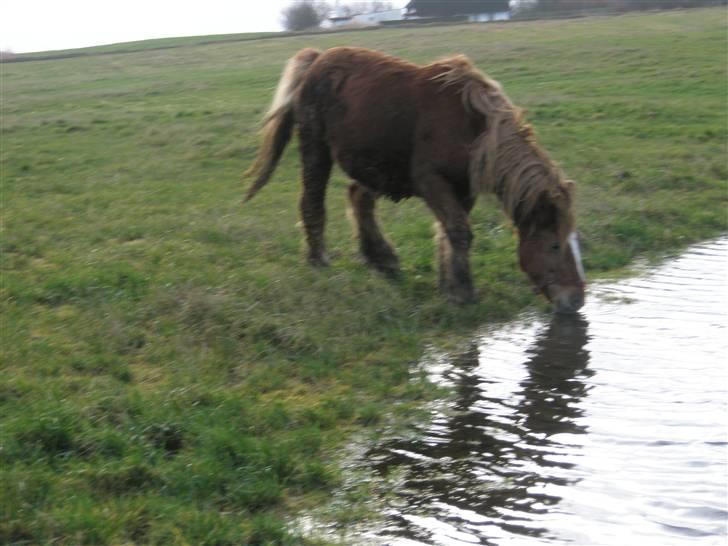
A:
[550,243,560,252]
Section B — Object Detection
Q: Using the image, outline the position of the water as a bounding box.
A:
[340,238,728,545]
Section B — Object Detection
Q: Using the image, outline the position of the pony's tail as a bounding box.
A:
[243,48,322,202]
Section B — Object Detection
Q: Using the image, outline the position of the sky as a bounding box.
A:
[1,0,408,54]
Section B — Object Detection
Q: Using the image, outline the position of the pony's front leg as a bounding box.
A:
[299,138,332,267]
[434,220,475,304]
[420,175,475,304]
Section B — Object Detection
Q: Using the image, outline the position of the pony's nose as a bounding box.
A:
[554,288,585,314]
[569,291,585,311]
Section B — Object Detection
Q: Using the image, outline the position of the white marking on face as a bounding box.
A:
[568,231,586,283]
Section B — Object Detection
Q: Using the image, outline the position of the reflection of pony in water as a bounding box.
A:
[366,313,592,538]
[244,47,586,312]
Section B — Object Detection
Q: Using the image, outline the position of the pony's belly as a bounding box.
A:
[335,149,414,201]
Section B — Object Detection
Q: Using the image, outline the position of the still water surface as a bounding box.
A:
[351,239,727,545]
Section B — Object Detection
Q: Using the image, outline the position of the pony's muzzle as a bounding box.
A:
[551,285,585,314]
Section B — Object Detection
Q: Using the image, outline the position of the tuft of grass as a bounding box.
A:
[1,8,726,544]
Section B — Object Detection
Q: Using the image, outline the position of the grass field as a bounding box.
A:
[2,8,726,544]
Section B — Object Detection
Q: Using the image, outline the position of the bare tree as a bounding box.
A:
[281,1,330,31]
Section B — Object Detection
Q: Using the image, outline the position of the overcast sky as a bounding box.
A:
[1,0,408,54]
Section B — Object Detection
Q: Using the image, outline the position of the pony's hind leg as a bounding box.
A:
[419,175,475,304]
[299,135,332,267]
[347,182,400,276]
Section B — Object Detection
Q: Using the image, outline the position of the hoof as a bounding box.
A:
[445,286,476,305]
[307,254,330,268]
[368,258,401,279]
[448,294,476,306]
[361,243,400,279]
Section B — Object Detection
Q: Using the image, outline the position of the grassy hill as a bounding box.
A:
[2,8,726,544]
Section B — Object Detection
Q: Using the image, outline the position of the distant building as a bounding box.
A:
[405,0,511,21]
[466,11,511,23]
[325,15,355,28]
[324,1,511,30]
[325,7,404,28]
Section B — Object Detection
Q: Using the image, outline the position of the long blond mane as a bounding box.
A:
[431,55,574,240]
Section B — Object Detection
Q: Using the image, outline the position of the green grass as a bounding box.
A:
[2,8,726,544]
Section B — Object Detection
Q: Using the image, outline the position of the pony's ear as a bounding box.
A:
[548,182,572,203]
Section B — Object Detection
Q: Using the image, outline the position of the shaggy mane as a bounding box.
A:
[431,55,575,240]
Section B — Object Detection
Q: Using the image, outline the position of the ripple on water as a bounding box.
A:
[353,238,728,546]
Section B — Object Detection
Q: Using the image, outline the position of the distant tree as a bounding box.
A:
[406,0,510,17]
[281,1,330,31]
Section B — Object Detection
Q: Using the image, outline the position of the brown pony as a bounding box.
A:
[244,47,586,313]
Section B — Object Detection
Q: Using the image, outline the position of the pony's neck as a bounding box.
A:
[465,85,573,238]
[490,119,556,227]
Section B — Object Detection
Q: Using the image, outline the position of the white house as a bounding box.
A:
[324,15,354,28]
[325,8,404,28]
[351,8,404,25]
[467,10,511,22]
